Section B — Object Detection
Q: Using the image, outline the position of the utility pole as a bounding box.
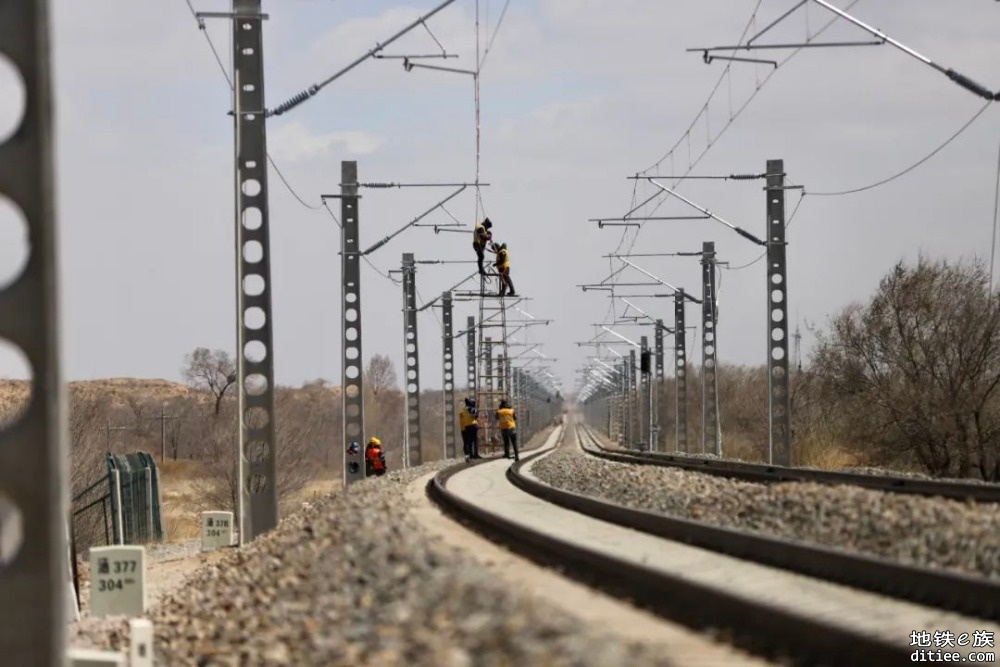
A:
[154,406,179,462]
[485,337,494,450]
[701,241,719,455]
[401,253,422,468]
[466,316,476,391]
[654,319,665,453]
[674,290,689,452]
[767,159,792,465]
[104,422,130,454]
[231,0,278,543]
[640,336,652,452]
[627,350,637,448]
[339,161,366,484]
[793,323,802,373]
[0,2,68,662]
[441,292,456,459]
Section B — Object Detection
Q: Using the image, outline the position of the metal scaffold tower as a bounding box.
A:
[474,273,512,455]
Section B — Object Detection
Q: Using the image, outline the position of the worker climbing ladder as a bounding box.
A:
[474,270,513,456]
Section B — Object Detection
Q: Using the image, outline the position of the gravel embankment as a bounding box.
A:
[73,458,675,666]
[605,443,997,484]
[533,443,1000,580]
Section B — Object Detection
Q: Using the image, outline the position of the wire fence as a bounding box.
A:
[70,451,165,557]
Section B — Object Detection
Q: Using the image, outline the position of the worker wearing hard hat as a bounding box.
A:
[494,242,516,298]
[365,437,387,477]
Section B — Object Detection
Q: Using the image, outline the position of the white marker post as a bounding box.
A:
[129,618,154,667]
[88,545,146,618]
[201,511,234,551]
[66,648,126,666]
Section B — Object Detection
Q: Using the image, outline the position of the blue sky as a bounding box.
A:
[1,1,998,395]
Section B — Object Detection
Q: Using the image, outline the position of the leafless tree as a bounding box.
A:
[182,348,237,416]
[68,387,115,551]
[161,396,199,460]
[193,384,336,515]
[191,402,239,513]
[69,388,114,493]
[365,354,397,395]
[812,257,1000,480]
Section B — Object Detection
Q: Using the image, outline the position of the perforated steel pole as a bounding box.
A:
[441,292,456,459]
[621,359,629,446]
[641,336,651,451]
[341,161,366,484]
[485,338,494,449]
[233,0,277,542]
[466,316,476,391]
[674,291,688,452]
[701,241,719,455]
[402,253,423,467]
[626,351,635,448]
[631,350,639,449]
[654,319,665,452]
[0,1,68,662]
[767,159,792,465]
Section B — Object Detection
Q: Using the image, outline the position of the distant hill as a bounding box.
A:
[0,377,343,411]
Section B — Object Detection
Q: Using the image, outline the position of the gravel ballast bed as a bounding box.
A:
[602,443,999,484]
[532,446,1000,580]
[74,458,675,666]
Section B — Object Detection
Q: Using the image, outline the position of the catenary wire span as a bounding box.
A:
[185,2,402,286]
[807,100,994,196]
[416,285,443,327]
[184,1,324,212]
[722,190,806,271]
[322,202,401,284]
[610,0,768,259]
[637,0,766,175]
[479,0,512,72]
[609,0,864,269]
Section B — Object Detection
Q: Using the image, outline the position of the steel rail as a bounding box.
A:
[567,425,999,622]
[581,424,1000,503]
[427,428,917,665]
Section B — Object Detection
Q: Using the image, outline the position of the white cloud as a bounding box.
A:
[24,0,1000,392]
[268,121,385,161]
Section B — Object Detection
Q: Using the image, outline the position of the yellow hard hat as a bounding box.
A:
[368,436,381,446]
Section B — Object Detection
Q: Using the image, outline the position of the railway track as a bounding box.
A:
[428,418,997,666]
[579,426,1000,504]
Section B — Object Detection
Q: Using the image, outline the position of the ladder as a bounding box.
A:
[474,271,512,456]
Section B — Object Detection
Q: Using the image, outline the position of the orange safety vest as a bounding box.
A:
[366,445,385,470]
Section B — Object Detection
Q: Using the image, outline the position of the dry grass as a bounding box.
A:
[0,378,196,416]
[158,460,207,541]
[795,433,860,469]
[157,457,336,542]
[73,378,193,405]
[721,431,858,468]
[0,379,29,402]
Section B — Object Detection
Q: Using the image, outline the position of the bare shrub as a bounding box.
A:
[812,257,1000,480]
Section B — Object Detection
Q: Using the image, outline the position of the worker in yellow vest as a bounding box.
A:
[494,243,516,298]
[472,218,494,275]
[495,399,518,461]
[459,397,481,461]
